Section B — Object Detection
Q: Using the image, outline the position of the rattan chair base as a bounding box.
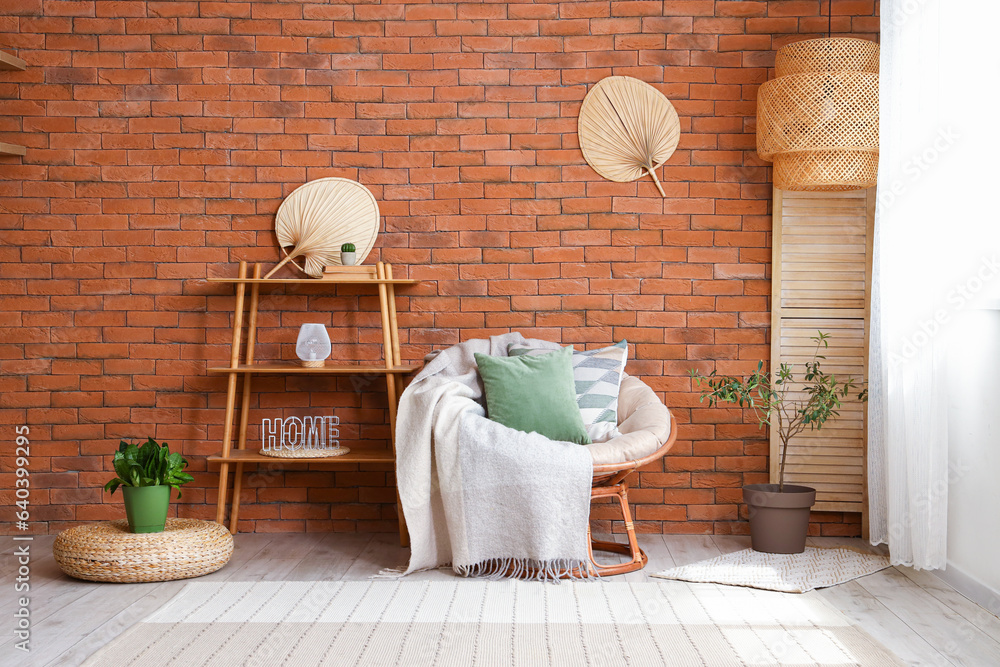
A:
[53,519,234,583]
[258,446,351,459]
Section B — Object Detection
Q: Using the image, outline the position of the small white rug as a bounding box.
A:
[83,579,901,666]
[652,547,892,594]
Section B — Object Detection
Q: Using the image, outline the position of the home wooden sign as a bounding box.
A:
[260,414,345,458]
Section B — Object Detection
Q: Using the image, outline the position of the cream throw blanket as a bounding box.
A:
[393,334,594,580]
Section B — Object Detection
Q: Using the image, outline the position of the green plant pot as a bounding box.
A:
[122,485,170,533]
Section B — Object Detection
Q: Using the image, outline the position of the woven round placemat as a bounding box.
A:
[53,518,234,583]
[258,446,351,459]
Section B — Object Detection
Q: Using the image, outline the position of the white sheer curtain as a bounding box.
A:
[869,0,1000,569]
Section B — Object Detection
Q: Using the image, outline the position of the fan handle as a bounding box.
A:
[645,165,666,197]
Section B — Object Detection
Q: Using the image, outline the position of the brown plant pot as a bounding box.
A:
[743,483,816,554]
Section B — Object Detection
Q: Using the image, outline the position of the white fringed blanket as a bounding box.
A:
[392,334,594,580]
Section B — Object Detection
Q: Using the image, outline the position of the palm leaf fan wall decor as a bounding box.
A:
[263,177,381,279]
[578,76,681,197]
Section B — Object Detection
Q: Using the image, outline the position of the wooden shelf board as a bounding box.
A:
[208,363,420,375]
[0,142,26,156]
[0,51,26,71]
[209,449,394,464]
[207,277,419,285]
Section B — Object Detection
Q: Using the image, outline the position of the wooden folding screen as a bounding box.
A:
[770,188,875,515]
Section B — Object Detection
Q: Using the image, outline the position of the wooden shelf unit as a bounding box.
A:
[0,142,25,156]
[0,50,26,71]
[208,261,417,545]
[207,277,419,285]
[208,363,420,375]
[208,449,396,465]
[0,51,25,156]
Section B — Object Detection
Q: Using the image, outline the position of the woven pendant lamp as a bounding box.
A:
[757,31,879,191]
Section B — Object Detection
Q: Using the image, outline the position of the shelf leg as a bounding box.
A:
[377,263,409,547]
[385,264,404,368]
[229,263,262,533]
[216,260,248,530]
[229,414,246,531]
[384,371,408,547]
[215,463,230,525]
[383,371,399,448]
[230,466,246,532]
[386,266,410,544]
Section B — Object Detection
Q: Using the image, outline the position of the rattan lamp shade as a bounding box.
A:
[578,76,680,197]
[757,38,879,191]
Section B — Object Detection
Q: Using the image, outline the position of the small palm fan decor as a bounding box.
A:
[577,76,681,197]
[263,177,380,279]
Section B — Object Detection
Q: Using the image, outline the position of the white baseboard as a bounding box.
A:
[934,561,1000,617]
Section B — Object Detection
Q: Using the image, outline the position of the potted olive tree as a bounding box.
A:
[690,332,867,554]
[104,438,194,533]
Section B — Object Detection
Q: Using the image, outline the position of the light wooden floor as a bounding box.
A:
[3,533,999,666]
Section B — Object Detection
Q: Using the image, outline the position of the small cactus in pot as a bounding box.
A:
[340,243,356,266]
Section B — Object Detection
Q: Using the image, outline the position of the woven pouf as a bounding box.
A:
[53,518,234,583]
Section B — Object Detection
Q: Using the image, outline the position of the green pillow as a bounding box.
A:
[474,347,592,445]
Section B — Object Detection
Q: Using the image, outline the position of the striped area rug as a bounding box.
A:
[84,579,901,666]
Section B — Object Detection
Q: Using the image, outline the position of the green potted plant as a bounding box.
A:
[103,438,194,533]
[340,242,356,266]
[690,332,867,554]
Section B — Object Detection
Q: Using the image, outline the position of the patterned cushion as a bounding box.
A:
[508,340,628,442]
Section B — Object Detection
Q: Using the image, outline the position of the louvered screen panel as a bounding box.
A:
[771,188,874,514]
[775,319,867,508]
[779,190,869,312]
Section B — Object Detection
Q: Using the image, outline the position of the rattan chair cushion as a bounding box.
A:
[585,375,671,465]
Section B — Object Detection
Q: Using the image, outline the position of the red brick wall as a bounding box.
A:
[0,1,878,536]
